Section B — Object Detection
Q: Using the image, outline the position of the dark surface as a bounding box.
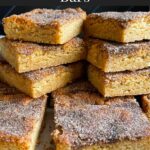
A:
[0,0,150,6]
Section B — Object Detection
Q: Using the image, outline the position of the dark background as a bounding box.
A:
[0,5,149,35]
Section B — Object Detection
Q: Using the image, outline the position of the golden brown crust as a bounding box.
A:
[87,12,150,28]
[0,82,47,147]
[52,81,150,149]
[0,37,86,73]
[0,58,84,98]
[88,64,150,97]
[87,38,150,72]
[3,8,86,44]
[0,37,85,55]
[84,11,150,43]
[0,59,83,81]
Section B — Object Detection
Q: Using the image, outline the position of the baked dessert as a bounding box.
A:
[0,37,86,73]
[52,81,150,150]
[88,64,150,97]
[84,11,150,43]
[0,82,47,150]
[3,8,86,44]
[0,59,84,98]
[141,95,150,119]
[87,39,150,72]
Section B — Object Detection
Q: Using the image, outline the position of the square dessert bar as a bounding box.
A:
[0,58,84,98]
[0,82,47,150]
[141,95,150,119]
[84,11,150,43]
[52,81,150,150]
[0,37,86,73]
[87,39,150,72]
[88,64,150,97]
[3,8,86,44]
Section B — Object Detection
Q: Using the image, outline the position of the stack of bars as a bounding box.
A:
[0,8,86,150]
[0,8,150,150]
[85,12,150,98]
[0,8,87,98]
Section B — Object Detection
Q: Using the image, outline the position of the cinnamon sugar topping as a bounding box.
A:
[88,39,150,56]
[1,37,84,55]
[89,11,150,27]
[91,11,150,21]
[10,8,86,26]
[0,82,46,139]
[53,81,150,148]
[0,58,81,81]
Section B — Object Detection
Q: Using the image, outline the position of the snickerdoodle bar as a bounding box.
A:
[3,8,86,44]
[0,58,84,98]
[52,81,150,150]
[0,82,47,150]
[87,39,150,72]
[88,64,150,97]
[84,11,150,43]
[0,37,86,73]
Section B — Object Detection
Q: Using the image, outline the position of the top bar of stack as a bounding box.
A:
[3,8,86,44]
[0,8,87,98]
[84,11,150,43]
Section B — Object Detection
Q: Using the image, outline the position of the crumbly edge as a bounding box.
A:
[141,95,150,119]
